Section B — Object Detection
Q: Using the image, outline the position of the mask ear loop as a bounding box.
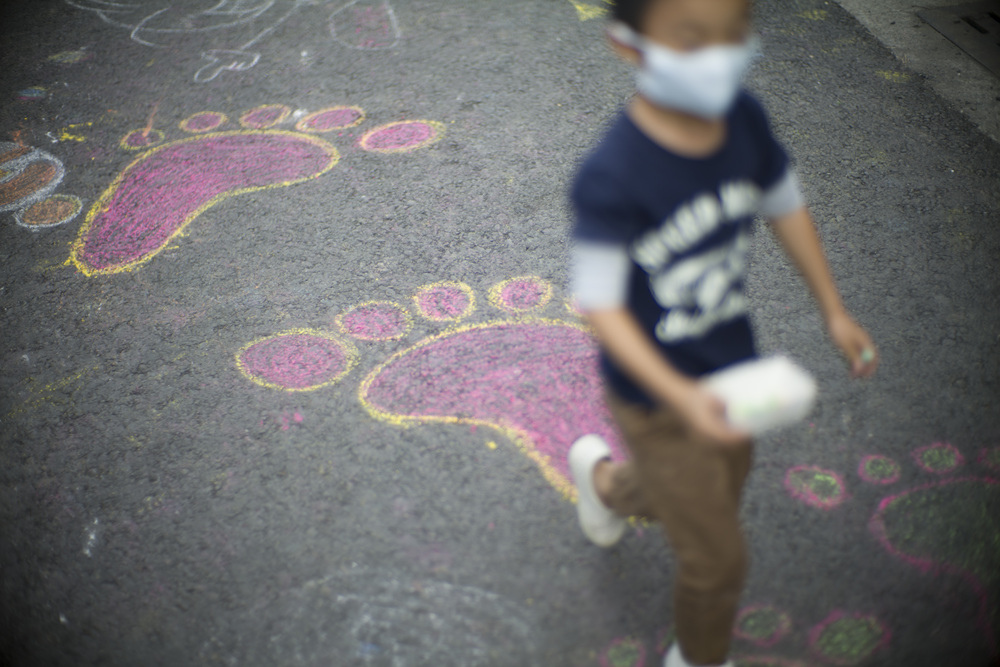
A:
[605,21,643,49]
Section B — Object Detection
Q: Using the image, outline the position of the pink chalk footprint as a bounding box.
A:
[70,131,339,275]
[359,320,626,500]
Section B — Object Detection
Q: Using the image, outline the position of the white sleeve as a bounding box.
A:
[760,169,806,220]
[571,240,632,310]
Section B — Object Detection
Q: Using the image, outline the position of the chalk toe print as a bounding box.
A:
[70,103,444,275]
[1,141,81,229]
[788,444,1000,656]
[235,277,626,500]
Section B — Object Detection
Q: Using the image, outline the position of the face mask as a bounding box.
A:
[608,22,759,119]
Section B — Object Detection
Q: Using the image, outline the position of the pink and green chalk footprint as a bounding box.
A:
[789,444,1000,656]
[235,276,627,500]
[597,605,889,666]
[69,103,445,275]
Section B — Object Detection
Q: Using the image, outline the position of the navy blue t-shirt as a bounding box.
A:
[571,91,790,405]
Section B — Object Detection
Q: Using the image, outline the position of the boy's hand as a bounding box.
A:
[827,311,878,378]
[675,384,752,447]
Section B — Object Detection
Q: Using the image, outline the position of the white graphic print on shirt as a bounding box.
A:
[630,180,760,343]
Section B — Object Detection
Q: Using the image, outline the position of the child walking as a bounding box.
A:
[567,1,878,666]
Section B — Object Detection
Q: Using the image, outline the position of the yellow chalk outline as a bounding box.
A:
[295,105,366,132]
[235,328,358,392]
[568,0,609,21]
[239,104,292,129]
[336,300,413,341]
[358,317,596,502]
[487,276,554,314]
[358,120,445,153]
[119,128,166,151]
[70,130,340,276]
[412,281,476,322]
[179,112,229,133]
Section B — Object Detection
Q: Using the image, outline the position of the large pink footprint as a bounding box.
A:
[70,131,339,275]
[359,320,625,500]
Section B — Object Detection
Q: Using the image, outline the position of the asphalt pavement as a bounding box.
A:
[1,1,998,666]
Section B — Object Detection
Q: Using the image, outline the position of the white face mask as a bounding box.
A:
[608,22,759,119]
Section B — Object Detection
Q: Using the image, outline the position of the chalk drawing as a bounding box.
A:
[71,103,444,275]
[808,610,889,665]
[912,441,964,473]
[359,313,626,500]
[17,87,48,102]
[329,0,401,49]
[199,568,539,665]
[66,0,401,82]
[870,476,999,654]
[487,275,554,314]
[295,105,365,132]
[358,120,445,153]
[236,329,357,391]
[236,277,625,500]
[857,454,901,484]
[179,111,228,133]
[120,128,166,150]
[733,604,792,648]
[336,301,412,341]
[48,49,93,64]
[14,194,84,230]
[567,0,611,21]
[412,281,476,322]
[979,446,1000,472]
[600,636,646,667]
[783,465,847,509]
[785,445,1000,657]
[0,141,81,229]
[239,103,291,129]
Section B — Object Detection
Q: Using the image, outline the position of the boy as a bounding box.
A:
[567,1,879,666]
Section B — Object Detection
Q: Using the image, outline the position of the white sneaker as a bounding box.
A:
[663,643,733,667]
[568,435,626,547]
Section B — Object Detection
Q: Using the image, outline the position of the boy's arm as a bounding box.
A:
[768,205,878,377]
[585,307,751,446]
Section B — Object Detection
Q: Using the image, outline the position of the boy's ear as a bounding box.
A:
[607,32,642,65]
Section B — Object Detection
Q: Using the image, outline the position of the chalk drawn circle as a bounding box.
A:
[359,120,445,153]
[48,50,92,64]
[488,276,553,314]
[337,301,412,341]
[600,636,646,667]
[809,611,889,665]
[295,106,365,132]
[14,194,83,230]
[120,129,166,151]
[979,446,1000,472]
[565,297,584,317]
[239,104,291,129]
[784,465,846,509]
[236,330,356,391]
[857,455,901,484]
[912,442,963,473]
[17,87,47,102]
[207,569,539,665]
[413,281,475,322]
[734,605,792,648]
[180,111,228,133]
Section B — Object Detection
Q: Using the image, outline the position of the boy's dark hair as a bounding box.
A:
[610,0,656,31]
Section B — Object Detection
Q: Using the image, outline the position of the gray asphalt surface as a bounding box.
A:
[1,1,998,666]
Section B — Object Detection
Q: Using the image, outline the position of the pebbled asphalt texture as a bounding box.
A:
[1,1,998,666]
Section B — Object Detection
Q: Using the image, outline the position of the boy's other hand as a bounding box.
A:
[827,311,878,378]
[675,385,752,447]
